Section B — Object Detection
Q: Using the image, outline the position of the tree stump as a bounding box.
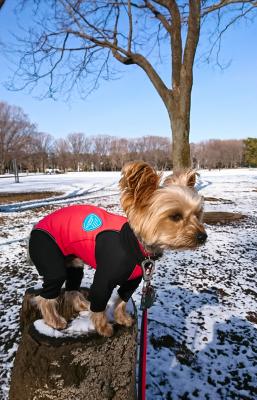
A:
[10,287,137,400]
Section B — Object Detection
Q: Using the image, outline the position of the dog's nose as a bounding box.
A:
[196,232,207,244]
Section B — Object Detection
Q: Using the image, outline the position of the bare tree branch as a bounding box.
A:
[201,0,257,16]
[127,0,133,52]
[143,0,172,33]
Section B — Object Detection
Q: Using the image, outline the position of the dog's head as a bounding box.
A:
[119,161,207,253]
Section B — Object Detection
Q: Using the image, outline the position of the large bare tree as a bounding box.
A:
[9,0,257,170]
[31,131,54,172]
[0,101,36,173]
[67,132,91,170]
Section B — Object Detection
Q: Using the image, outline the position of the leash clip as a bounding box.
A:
[140,258,156,310]
[141,258,155,282]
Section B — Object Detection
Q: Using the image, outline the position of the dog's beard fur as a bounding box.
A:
[120,162,206,253]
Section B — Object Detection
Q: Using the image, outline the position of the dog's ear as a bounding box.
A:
[120,161,161,208]
[163,169,197,188]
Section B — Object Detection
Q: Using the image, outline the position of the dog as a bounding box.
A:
[28,161,207,337]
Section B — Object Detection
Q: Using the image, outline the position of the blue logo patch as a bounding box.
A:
[83,213,103,232]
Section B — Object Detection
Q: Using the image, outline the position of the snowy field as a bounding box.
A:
[0,169,257,400]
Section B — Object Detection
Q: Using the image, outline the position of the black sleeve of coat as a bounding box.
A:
[88,230,138,312]
[118,276,142,303]
[87,266,117,312]
[65,266,84,292]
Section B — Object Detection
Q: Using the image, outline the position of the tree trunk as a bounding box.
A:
[10,287,138,400]
[170,112,191,171]
[168,88,191,172]
[0,152,5,174]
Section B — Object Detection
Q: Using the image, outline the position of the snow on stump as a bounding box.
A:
[10,287,137,400]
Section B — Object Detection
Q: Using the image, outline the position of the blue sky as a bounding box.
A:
[0,1,257,143]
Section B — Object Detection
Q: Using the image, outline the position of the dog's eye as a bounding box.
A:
[170,213,182,222]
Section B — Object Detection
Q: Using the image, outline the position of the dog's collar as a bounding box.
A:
[120,222,162,264]
[137,238,163,259]
[137,238,162,261]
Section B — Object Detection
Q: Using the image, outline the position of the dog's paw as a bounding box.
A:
[43,313,67,330]
[97,322,114,337]
[91,311,113,337]
[114,298,134,327]
[115,312,134,327]
[50,315,67,330]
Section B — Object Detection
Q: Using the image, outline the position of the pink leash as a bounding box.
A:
[138,259,156,400]
[138,308,148,400]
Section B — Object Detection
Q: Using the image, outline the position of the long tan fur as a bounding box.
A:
[114,297,133,327]
[119,161,161,211]
[35,295,67,329]
[119,161,206,253]
[91,311,113,337]
[163,169,198,188]
[62,291,89,321]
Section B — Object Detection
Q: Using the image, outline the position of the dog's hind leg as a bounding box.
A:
[64,290,89,311]
[63,290,89,321]
[35,295,67,329]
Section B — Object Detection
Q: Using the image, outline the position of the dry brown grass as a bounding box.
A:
[246,312,257,324]
[204,197,233,204]
[0,192,63,205]
[203,211,246,225]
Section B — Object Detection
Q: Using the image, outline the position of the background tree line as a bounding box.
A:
[0,101,256,174]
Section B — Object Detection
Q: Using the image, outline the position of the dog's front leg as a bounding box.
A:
[91,311,113,337]
[114,297,134,327]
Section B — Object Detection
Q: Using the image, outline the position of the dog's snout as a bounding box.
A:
[196,231,207,244]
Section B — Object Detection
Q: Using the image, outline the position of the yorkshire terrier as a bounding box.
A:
[28,161,207,337]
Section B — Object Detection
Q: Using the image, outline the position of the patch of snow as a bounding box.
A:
[34,320,66,338]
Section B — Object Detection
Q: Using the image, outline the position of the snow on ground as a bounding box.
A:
[0,171,120,212]
[0,171,121,194]
[0,169,257,400]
